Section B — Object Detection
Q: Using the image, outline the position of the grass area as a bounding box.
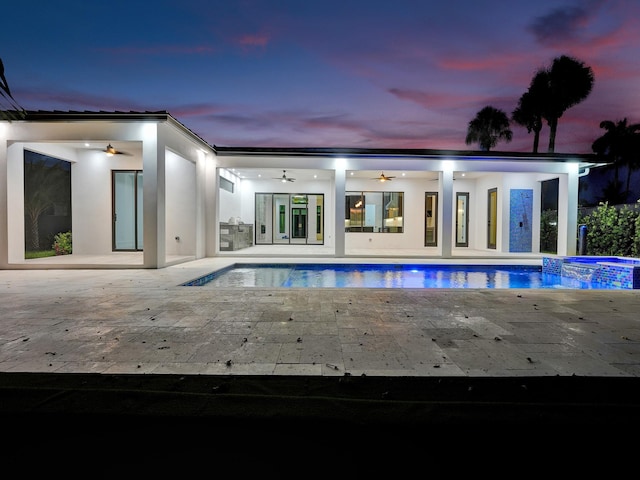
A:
[25,250,55,259]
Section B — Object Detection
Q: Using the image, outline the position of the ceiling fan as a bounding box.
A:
[373,172,395,182]
[274,170,295,182]
[102,144,132,156]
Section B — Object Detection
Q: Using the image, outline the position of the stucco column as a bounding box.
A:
[143,126,165,268]
[334,167,346,257]
[557,170,578,256]
[205,159,219,257]
[441,169,454,258]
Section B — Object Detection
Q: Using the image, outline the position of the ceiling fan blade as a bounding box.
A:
[273,169,295,182]
[103,144,132,156]
[373,172,395,181]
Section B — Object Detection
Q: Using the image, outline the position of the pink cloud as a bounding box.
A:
[235,34,270,48]
[388,88,479,109]
[437,54,524,72]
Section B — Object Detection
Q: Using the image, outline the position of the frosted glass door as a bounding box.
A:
[487,188,497,249]
[113,170,143,251]
[455,192,469,247]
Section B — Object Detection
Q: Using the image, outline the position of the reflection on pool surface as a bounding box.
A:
[182,263,617,289]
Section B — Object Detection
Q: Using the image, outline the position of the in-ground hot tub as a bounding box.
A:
[542,256,640,289]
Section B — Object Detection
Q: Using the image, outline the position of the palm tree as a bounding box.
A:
[0,57,26,120]
[543,55,595,153]
[512,70,548,153]
[592,118,640,202]
[465,106,513,151]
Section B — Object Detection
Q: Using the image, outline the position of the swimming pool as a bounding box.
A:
[182,263,617,289]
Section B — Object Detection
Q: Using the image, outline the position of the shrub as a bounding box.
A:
[579,202,639,256]
[52,231,72,255]
[635,211,640,257]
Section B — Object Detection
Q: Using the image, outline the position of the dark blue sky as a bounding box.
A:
[2,0,639,153]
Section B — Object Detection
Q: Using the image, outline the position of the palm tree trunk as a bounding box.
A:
[547,118,558,153]
[28,214,40,250]
[533,130,540,153]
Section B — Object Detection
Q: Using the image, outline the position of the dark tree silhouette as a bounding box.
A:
[24,156,71,250]
[592,118,640,202]
[542,55,594,153]
[0,57,26,120]
[465,106,513,151]
[512,70,548,153]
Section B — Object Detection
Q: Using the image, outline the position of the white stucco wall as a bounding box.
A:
[165,150,196,256]
[218,169,243,223]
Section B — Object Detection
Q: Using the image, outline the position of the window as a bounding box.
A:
[425,192,438,246]
[345,191,403,233]
[456,192,469,247]
[220,177,234,193]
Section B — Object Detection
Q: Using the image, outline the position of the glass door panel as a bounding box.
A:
[291,208,307,239]
[425,192,438,246]
[273,193,290,244]
[345,192,364,231]
[455,192,469,247]
[383,192,403,232]
[113,170,143,251]
[487,188,497,249]
[308,194,324,244]
[255,193,272,244]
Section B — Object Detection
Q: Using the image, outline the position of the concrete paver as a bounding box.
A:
[1,257,639,378]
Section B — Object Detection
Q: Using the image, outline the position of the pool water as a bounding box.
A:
[182,263,616,289]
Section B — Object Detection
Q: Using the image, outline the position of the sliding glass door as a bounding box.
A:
[113,170,143,251]
[255,193,324,245]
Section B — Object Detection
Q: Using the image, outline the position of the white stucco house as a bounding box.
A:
[0,111,601,269]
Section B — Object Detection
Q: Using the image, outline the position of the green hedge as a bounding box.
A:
[578,202,640,257]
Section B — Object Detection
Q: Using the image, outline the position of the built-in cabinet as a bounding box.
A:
[219,223,254,251]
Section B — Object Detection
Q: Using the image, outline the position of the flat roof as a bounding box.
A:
[214,146,601,165]
[8,110,606,166]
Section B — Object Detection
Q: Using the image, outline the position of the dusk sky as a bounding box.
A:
[1,0,639,154]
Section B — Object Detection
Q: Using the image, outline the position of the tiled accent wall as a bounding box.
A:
[592,263,640,289]
[542,257,563,275]
[542,256,640,289]
[509,189,533,252]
